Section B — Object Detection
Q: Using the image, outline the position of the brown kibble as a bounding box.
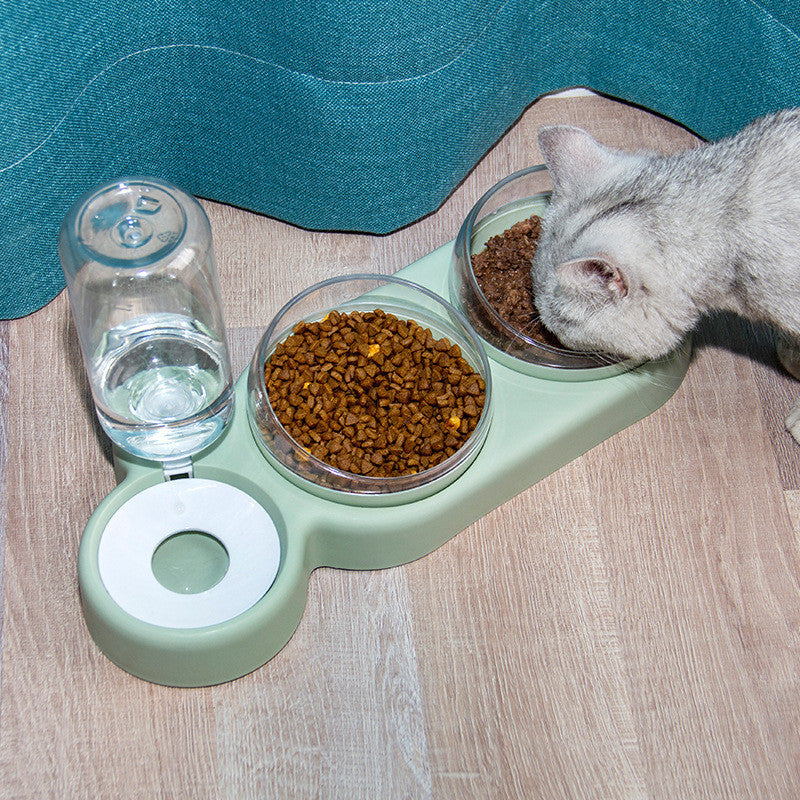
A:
[264,309,486,478]
[471,214,564,348]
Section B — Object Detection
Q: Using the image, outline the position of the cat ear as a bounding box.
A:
[558,257,628,301]
[538,125,622,195]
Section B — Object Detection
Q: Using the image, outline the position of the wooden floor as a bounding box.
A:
[2,95,800,799]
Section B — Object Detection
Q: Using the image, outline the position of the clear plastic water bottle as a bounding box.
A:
[59,177,234,464]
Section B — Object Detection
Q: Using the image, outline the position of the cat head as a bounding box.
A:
[531,126,698,360]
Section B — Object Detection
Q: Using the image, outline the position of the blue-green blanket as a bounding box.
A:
[2,0,798,318]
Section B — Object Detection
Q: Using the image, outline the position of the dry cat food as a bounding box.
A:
[471,214,564,348]
[264,309,486,478]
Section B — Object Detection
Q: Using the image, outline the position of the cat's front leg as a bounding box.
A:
[776,332,800,444]
[777,331,800,382]
[786,399,800,445]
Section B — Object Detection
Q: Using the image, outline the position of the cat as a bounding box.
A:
[529,109,800,439]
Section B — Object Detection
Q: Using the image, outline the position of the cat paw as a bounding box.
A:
[776,332,800,381]
[786,400,800,444]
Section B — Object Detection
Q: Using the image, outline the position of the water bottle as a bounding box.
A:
[59,176,234,464]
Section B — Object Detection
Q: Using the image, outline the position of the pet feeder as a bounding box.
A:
[65,173,690,686]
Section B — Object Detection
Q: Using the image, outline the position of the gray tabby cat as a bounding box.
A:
[530,109,800,439]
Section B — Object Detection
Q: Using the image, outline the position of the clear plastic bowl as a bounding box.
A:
[247,274,493,503]
[448,165,634,379]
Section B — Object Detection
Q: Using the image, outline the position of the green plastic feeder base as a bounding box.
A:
[77,242,690,686]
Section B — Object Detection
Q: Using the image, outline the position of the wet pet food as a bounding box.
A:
[265,309,486,477]
[471,215,564,348]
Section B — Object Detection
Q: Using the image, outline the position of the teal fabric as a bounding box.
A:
[1,1,799,318]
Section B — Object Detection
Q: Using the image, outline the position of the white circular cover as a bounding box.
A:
[97,478,280,629]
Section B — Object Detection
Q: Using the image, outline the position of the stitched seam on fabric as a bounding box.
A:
[1,5,513,175]
[743,0,800,41]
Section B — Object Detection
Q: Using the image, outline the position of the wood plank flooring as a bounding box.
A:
[1,95,799,799]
